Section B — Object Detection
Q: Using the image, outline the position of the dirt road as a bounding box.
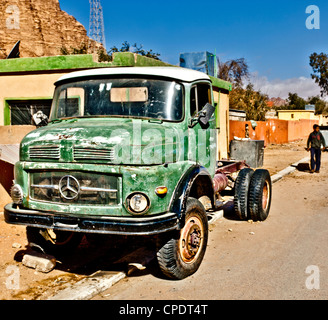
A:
[93,151,328,300]
[1,139,327,300]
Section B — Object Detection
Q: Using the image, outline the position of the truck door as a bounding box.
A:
[189,83,217,176]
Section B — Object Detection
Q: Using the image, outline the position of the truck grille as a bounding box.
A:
[28,145,116,162]
[30,171,119,206]
[74,147,115,162]
[29,146,60,160]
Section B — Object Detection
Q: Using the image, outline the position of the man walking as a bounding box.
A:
[307,124,326,173]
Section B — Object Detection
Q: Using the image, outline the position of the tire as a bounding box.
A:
[248,169,272,222]
[156,197,208,280]
[234,168,254,220]
[26,227,83,255]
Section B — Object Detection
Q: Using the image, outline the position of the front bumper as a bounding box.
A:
[4,203,180,236]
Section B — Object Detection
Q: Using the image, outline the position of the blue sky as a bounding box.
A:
[59,0,328,98]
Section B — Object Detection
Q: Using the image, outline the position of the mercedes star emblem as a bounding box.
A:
[59,175,80,200]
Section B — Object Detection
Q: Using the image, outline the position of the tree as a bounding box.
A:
[107,42,161,61]
[285,93,306,110]
[221,57,268,120]
[277,93,328,114]
[307,95,328,115]
[309,52,328,97]
[60,41,161,62]
[217,58,249,88]
[230,83,269,121]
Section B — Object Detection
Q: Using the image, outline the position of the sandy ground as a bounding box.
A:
[94,139,328,301]
[0,138,312,300]
[97,166,328,301]
[263,138,309,175]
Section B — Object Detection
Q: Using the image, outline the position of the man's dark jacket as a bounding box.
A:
[307,131,326,149]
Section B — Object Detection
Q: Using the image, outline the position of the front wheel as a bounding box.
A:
[156,197,208,280]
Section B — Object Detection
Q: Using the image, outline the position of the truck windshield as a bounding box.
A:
[51,78,184,122]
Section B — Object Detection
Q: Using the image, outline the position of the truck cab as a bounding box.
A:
[5,67,272,280]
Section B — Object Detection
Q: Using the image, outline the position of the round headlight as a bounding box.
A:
[128,193,150,214]
[11,184,23,205]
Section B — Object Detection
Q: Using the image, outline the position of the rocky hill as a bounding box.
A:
[0,0,100,59]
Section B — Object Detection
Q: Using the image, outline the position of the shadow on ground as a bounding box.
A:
[295,162,310,172]
[14,234,158,277]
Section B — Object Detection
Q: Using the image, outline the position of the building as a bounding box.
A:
[277,109,321,122]
[265,109,278,120]
[229,109,246,121]
[0,53,173,127]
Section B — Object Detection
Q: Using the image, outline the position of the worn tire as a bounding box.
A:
[156,197,208,280]
[26,227,83,255]
[248,169,272,222]
[234,168,254,220]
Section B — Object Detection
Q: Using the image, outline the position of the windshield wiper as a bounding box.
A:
[49,119,64,124]
[49,118,78,124]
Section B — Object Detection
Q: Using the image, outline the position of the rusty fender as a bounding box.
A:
[169,165,215,229]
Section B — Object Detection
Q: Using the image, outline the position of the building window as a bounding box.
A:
[291,114,294,119]
[8,100,52,125]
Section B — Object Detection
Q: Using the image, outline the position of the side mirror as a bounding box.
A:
[33,111,48,127]
[189,103,215,129]
[198,103,215,127]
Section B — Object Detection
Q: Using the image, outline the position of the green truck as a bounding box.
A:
[5,67,272,280]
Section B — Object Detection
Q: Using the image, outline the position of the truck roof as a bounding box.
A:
[55,66,211,85]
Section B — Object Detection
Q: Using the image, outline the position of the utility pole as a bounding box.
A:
[89,0,106,50]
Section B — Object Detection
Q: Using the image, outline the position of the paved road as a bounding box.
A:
[93,156,328,300]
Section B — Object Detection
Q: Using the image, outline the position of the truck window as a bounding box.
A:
[57,88,84,118]
[190,83,212,117]
[190,86,197,117]
[197,83,212,109]
[52,79,184,122]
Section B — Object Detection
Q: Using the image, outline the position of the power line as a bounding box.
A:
[89,0,106,49]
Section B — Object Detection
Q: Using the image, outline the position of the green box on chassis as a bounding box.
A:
[5,67,272,280]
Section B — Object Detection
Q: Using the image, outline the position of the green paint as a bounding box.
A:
[209,76,232,92]
[0,53,172,75]
[0,53,232,93]
[215,90,221,129]
[0,55,100,74]
[4,100,10,125]
[8,60,232,234]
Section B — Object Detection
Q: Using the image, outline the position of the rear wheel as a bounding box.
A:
[156,197,208,280]
[234,168,254,220]
[248,169,272,221]
[26,227,83,255]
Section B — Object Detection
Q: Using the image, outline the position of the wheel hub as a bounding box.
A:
[179,217,204,263]
[189,228,201,249]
